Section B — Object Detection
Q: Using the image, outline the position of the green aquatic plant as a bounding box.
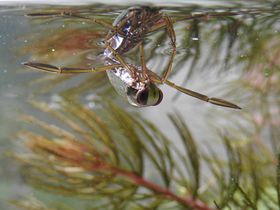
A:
[13,95,279,210]
[15,98,212,210]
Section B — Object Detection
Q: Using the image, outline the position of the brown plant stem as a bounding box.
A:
[89,163,215,210]
[36,137,215,210]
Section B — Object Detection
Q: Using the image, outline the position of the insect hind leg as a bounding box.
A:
[23,62,121,74]
[160,15,177,83]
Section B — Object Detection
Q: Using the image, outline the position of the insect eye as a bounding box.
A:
[136,85,163,106]
[154,89,163,106]
[136,88,149,105]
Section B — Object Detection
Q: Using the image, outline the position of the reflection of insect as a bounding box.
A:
[24,7,241,109]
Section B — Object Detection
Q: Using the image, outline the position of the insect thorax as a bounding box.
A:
[108,6,163,54]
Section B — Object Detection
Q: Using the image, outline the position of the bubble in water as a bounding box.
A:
[87,102,96,109]
[48,94,62,109]
[163,48,174,55]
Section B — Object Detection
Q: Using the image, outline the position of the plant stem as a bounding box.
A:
[109,166,215,210]
[72,146,214,210]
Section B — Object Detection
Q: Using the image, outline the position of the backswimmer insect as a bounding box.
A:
[23,6,241,109]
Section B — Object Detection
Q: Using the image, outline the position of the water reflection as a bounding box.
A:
[0,2,280,210]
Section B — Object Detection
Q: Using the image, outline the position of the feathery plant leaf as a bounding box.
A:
[218,136,241,208]
[13,95,280,210]
[168,111,200,198]
[15,98,214,210]
[277,153,280,208]
[11,197,56,210]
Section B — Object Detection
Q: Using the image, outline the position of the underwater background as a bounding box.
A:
[0,1,280,209]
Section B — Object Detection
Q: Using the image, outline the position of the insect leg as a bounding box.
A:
[142,15,176,82]
[139,42,149,76]
[105,45,137,75]
[23,62,121,74]
[149,72,240,109]
[160,15,176,83]
[164,79,241,109]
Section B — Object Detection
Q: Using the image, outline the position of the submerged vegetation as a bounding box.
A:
[14,95,279,210]
[4,1,280,210]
